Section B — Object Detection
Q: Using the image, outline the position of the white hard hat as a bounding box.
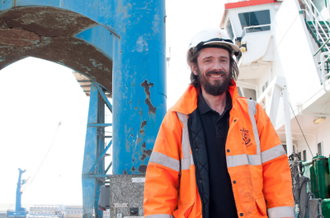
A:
[188,28,240,56]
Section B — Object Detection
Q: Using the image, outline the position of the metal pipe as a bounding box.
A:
[282,87,293,155]
[302,160,313,166]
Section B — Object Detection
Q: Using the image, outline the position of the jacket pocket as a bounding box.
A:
[173,202,195,218]
[255,197,267,216]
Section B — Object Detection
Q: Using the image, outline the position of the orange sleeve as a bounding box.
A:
[143,111,182,217]
[255,104,294,210]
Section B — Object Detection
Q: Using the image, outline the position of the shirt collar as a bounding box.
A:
[198,89,232,115]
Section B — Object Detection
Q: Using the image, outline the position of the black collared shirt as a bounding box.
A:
[198,90,238,218]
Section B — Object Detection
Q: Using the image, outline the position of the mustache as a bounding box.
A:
[205,70,226,76]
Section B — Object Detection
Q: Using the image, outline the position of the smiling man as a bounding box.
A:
[143,28,294,218]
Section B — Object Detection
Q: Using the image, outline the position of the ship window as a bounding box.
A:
[303,150,307,161]
[238,10,271,33]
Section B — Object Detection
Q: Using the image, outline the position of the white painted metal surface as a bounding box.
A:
[223,0,330,159]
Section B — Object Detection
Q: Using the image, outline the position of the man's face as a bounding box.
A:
[192,47,231,96]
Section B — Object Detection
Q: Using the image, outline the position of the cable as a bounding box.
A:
[289,103,314,157]
[21,121,62,192]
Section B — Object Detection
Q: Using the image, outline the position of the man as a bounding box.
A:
[143,28,294,218]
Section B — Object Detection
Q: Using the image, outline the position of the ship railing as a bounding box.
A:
[241,24,271,39]
[302,0,330,52]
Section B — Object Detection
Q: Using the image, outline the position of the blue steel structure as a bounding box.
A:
[7,168,28,218]
[82,82,112,218]
[0,1,166,218]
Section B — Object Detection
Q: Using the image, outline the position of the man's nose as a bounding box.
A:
[211,60,223,72]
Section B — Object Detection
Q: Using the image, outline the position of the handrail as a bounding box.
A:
[303,0,330,53]
[314,36,330,56]
[303,0,330,88]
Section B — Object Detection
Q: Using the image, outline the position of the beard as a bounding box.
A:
[197,68,231,96]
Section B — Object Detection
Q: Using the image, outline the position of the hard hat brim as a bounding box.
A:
[202,40,240,54]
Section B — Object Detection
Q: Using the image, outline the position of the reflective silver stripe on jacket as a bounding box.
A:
[181,154,194,170]
[149,151,180,172]
[261,144,286,163]
[227,145,286,167]
[227,100,286,168]
[267,206,295,218]
[227,154,261,167]
[145,214,174,218]
[248,99,261,154]
[177,112,194,170]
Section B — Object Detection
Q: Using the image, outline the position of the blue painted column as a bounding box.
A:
[82,82,113,218]
[82,83,101,218]
[94,95,105,218]
[112,0,167,174]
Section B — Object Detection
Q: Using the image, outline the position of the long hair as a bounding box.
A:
[187,48,239,88]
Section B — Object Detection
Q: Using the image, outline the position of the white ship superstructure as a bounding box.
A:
[221,0,330,160]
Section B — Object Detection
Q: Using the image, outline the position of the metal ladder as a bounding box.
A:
[302,0,330,92]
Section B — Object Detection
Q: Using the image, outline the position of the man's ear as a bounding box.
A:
[190,63,198,76]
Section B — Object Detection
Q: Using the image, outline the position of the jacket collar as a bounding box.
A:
[170,79,240,115]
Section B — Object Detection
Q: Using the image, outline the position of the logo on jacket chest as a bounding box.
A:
[240,128,253,147]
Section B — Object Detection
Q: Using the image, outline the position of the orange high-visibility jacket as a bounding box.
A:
[144,81,294,218]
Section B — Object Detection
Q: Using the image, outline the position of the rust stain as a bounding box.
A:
[134,107,137,110]
[145,149,152,156]
[1,7,96,37]
[130,134,133,137]
[131,166,136,172]
[140,120,147,128]
[139,120,147,135]
[141,80,153,98]
[133,159,135,162]
[0,28,40,46]
[123,170,128,175]
[141,80,156,114]
[0,19,7,28]
[141,153,147,161]
[138,165,147,173]
[0,7,113,91]
[145,98,156,114]
[137,137,142,144]
[140,148,152,161]
[142,142,146,148]
[139,110,143,116]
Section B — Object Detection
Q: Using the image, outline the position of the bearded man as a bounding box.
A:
[143,28,294,218]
